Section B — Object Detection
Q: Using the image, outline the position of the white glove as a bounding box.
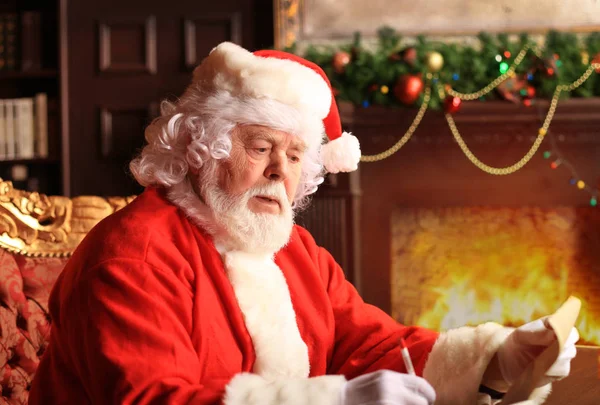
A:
[497,317,579,387]
[341,370,436,405]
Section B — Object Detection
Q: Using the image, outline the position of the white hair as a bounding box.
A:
[130,89,325,210]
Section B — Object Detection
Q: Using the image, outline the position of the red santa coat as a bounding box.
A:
[29,187,553,405]
[29,187,438,404]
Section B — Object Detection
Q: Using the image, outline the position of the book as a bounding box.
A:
[4,99,15,158]
[0,100,5,159]
[20,11,42,71]
[0,14,6,70]
[34,93,48,158]
[15,98,35,159]
[4,13,18,71]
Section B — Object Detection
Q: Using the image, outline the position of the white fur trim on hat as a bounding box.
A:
[193,42,332,120]
[224,373,346,405]
[423,322,552,405]
[194,90,325,151]
[320,132,361,173]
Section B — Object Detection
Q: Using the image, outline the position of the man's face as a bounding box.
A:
[219,124,306,214]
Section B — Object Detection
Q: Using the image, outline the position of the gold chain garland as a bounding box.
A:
[445,45,531,100]
[359,40,600,173]
[441,63,599,175]
[360,86,431,162]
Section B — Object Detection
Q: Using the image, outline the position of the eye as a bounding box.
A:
[289,155,301,163]
[247,145,271,157]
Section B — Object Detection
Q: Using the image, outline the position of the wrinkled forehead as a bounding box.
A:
[234,125,308,151]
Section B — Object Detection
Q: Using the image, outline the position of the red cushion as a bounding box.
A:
[0,250,67,403]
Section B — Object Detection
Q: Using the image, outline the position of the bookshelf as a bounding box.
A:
[0,0,61,195]
[0,69,58,79]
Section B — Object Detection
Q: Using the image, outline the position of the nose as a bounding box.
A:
[264,151,289,182]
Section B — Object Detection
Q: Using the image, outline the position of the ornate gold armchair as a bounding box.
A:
[0,179,134,403]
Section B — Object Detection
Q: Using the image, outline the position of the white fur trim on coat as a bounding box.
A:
[423,322,552,405]
[320,132,361,173]
[192,42,331,120]
[223,251,310,380]
[224,373,346,405]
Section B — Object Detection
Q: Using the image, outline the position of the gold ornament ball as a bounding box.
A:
[426,51,444,72]
[593,53,600,73]
[581,51,590,65]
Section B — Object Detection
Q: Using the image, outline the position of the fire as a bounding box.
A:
[415,273,599,345]
[391,207,600,346]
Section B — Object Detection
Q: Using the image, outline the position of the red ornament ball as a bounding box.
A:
[332,51,351,74]
[389,47,417,66]
[527,85,536,98]
[402,47,418,66]
[593,53,600,73]
[393,74,424,105]
[444,96,462,114]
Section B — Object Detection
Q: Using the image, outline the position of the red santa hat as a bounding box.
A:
[187,42,361,173]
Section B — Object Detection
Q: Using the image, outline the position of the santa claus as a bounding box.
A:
[30,42,578,405]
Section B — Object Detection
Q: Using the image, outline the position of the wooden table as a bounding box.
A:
[544,346,599,405]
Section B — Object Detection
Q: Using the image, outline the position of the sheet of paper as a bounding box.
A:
[501,296,581,404]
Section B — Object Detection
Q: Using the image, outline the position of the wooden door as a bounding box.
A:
[63,0,269,196]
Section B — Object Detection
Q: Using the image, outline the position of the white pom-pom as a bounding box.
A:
[320,132,361,173]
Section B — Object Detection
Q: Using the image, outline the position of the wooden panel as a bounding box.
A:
[298,197,347,264]
[545,346,600,405]
[99,16,157,74]
[65,0,261,197]
[183,13,242,69]
[296,171,361,285]
[99,106,155,160]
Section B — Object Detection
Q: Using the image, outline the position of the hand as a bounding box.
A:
[341,370,436,405]
[497,317,579,387]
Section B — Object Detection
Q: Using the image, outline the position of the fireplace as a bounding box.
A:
[390,206,600,345]
[333,98,600,345]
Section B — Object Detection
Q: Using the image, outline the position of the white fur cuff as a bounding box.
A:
[423,323,552,405]
[321,132,361,173]
[224,373,346,405]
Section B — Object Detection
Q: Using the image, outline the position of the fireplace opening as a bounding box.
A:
[391,206,600,345]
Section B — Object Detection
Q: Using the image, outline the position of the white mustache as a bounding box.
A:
[245,183,289,206]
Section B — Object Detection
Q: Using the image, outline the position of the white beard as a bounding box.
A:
[199,172,295,255]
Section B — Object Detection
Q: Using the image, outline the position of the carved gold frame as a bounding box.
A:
[0,179,135,258]
[273,1,600,50]
[273,0,302,49]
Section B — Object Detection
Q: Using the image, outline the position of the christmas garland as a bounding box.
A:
[296,28,600,110]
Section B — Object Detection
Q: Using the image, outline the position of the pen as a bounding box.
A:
[399,337,416,375]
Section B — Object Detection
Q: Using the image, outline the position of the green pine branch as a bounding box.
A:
[300,28,600,109]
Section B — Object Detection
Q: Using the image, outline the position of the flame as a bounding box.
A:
[415,274,600,345]
[391,207,600,346]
